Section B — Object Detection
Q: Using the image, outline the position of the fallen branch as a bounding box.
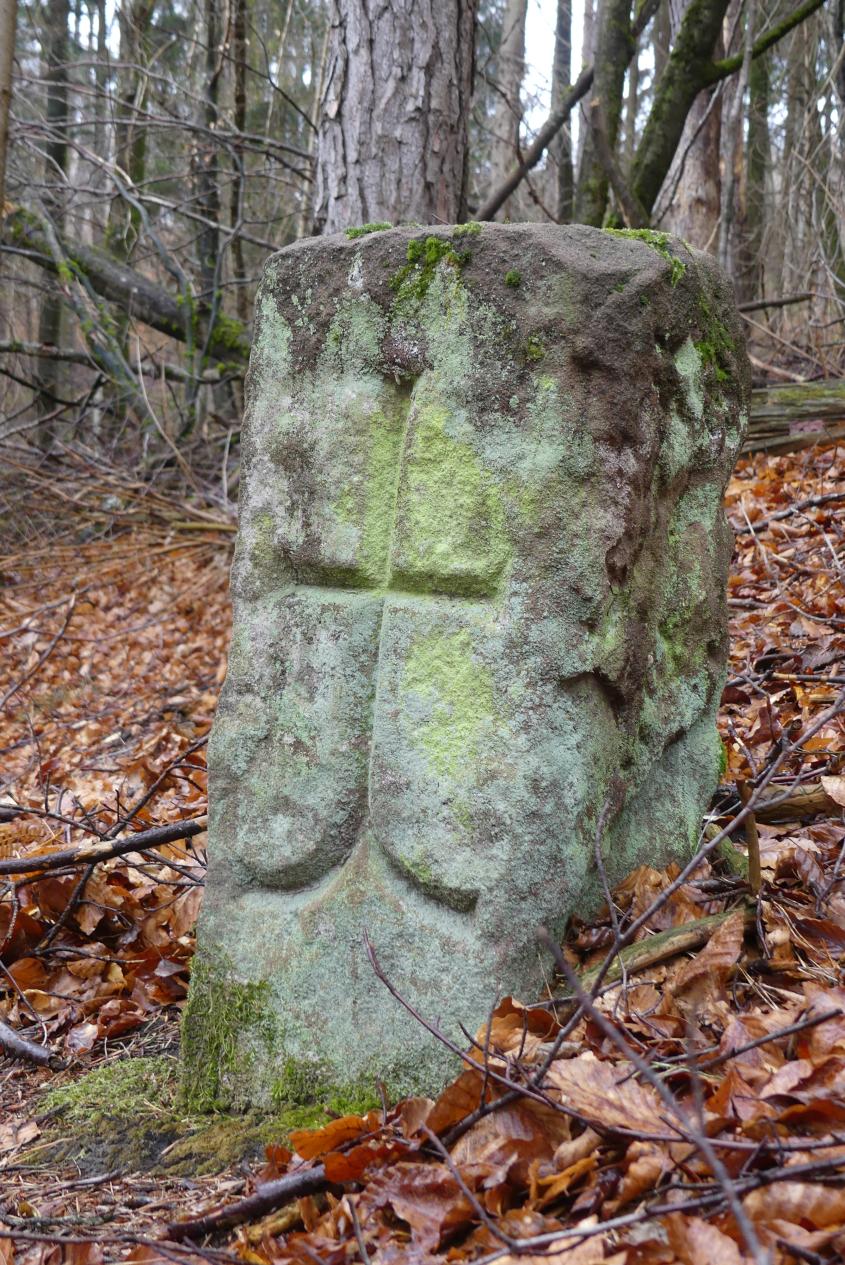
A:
[752,782,842,823]
[0,339,230,383]
[738,292,812,313]
[0,1018,65,1069]
[576,907,755,993]
[0,815,208,877]
[166,1163,329,1240]
[1,209,248,364]
[733,489,845,535]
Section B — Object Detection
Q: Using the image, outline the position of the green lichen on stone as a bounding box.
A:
[403,629,498,778]
[605,228,686,287]
[355,392,410,585]
[452,221,482,237]
[345,222,392,239]
[396,397,510,594]
[390,235,469,306]
[504,269,522,288]
[180,950,278,1113]
[674,338,705,420]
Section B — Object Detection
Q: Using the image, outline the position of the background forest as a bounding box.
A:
[0,0,843,473]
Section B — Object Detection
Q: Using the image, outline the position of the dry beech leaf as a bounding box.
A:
[664,1213,750,1265]
[671,910,746,1011]
[426,1068,483,1134]
[547,1052,675,1137]
[821,774,845,807]
[0,1119,40,1154]
[289,1115,367,1160]
[744,1180,845,1228]
[361,1161,474,1250]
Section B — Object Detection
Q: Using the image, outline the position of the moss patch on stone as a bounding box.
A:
[695,295,736,383]
[605,228,687,287]
[271,1058,382,1117]
[180,950,279,1113]
[390,235,469,306]
[504,270,521,288]
[345,222,392,239]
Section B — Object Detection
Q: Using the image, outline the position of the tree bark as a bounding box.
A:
[550,0,574,221]
[36,0,70,437]
[313,0,477,233]
[487,0,528,218]
[230,0,248,324]
[718,0,757,273]
[107,0,155,261]
[575,0,633,225]
[0,0,16,213]
[197,0,222,298]
[736,46,769,299]
[631,0,825,221]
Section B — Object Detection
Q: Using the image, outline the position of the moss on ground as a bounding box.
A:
[33,1055,342,1176]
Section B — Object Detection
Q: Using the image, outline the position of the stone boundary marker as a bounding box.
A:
[183,222,749,1109]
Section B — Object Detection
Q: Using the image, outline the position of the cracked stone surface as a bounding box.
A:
[183,223,750,1107]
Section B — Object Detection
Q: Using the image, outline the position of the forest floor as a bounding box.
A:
[2,441,845,1264]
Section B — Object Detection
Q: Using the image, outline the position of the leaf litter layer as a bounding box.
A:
[2,442,845,1263]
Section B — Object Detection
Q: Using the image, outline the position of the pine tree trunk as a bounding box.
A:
[36,0,69,439]
[550,0,574,221]
[487,0,527,218]
[736,47,769,300]
[574,0,633,226]
[0,0,17,212]
[313,0,476,233]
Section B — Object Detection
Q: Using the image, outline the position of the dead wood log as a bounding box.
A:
[745,380,845,453]
[2,209,248,364]
[0,1018,65,1068]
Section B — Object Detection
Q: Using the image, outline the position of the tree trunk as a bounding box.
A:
[230,0,248,324]
[3,209,248,363]
[574,0,633,226]
[653,0,670,82]
[36,0,69,438]
[197,0,221,299]
[623,37,639,164]
[630,0,730,218]
[736,46,769,299]
[550,0,574,221]
[487,0,528,218]
[718,0,756,274]
[0,0,17,213]
[313,0,476,233]
[661,87,722,247]
[107,0,154,261]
